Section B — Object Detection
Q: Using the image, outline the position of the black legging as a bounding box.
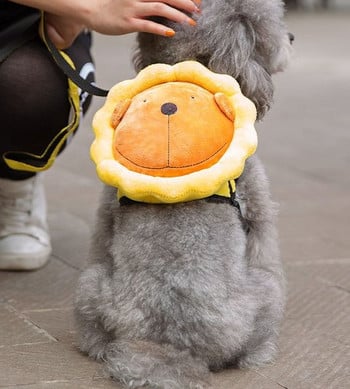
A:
[0,32,95,180]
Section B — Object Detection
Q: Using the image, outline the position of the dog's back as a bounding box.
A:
[74,1,291,388]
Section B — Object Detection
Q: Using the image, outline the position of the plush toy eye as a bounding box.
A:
[191,96,195,100]
[143,99,147,103]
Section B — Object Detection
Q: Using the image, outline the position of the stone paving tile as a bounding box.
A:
[0,258,79,312]
[49,211,92,270]
[256,264,350,389]
[259,319,350,389]
[278,209,350,263]
[0,302,55,348]
[211,369,284,389]
[46,169,100,227]
[6,379,120,389]
[283,264,350,346]
[0,342,105,387]
[23,308,76,345]
[287,260,350,290]
[254,161,350,263]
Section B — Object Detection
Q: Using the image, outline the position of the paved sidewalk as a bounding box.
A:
[1,11,349,389]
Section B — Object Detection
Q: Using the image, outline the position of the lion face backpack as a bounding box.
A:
[91,61,257,204]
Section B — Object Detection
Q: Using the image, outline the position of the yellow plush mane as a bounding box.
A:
[91,61,257,203]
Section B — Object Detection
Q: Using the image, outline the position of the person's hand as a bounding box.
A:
[45,0,200,49]
[45,14,85,49]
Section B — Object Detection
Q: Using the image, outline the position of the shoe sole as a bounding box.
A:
[0,246,52,271]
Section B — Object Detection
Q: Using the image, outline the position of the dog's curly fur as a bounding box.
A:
[74,1,292,388]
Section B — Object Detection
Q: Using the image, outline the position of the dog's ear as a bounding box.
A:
[206,19,273,120]
[111,99,131,128]
[205,12,291,120]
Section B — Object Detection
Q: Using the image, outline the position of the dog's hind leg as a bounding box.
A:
[234,157,286,367]
[235,266,284,368]
[75,263,212,388]
[102,339,212,389]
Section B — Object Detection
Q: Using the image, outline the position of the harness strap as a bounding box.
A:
[205,181,242,212]
[120,181,242,213]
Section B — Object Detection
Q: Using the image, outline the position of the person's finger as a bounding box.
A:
[136,2,198,26]
[45,23,74,49]
[128,17,176,37]
[142,0,201,14]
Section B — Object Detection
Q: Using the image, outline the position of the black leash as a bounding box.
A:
[44,31,109,97]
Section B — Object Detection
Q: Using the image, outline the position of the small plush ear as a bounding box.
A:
[111,99,131,128]
[214,93,235,122]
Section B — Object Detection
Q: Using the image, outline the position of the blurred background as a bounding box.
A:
[284,0,350,10]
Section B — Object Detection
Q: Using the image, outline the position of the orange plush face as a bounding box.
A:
[91,61,257,204]
[111,82,235,177]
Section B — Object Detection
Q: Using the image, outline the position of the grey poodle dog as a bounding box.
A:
[74,1,292,388]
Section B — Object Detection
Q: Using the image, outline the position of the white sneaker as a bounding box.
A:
[0,175,52,270]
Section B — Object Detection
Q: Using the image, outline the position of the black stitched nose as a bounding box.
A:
[161,102,177,116]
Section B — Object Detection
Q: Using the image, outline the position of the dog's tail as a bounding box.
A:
[102,339,211,389]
